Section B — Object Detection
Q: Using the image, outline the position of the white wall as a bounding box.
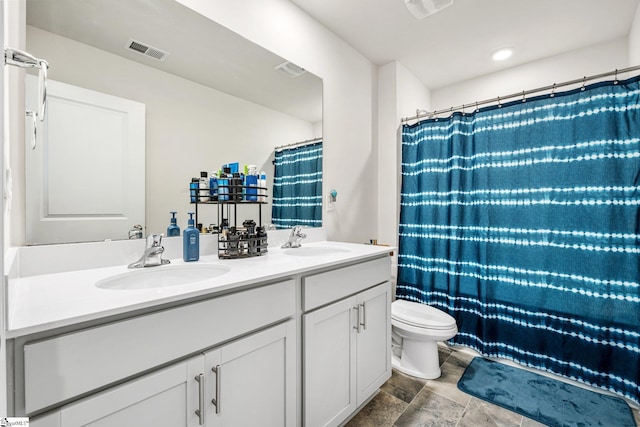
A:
[25,26,316,240]
[630,2,640,66]
[176,0,378,244]
[377,61,430,249]
[431,37,629,110]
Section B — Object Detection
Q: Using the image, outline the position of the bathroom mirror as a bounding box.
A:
[24,0,323,244]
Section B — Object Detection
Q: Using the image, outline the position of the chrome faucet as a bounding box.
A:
[128,234,170,268]
[281,225,307,249]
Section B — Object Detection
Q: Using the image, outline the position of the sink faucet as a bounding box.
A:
[281,225,307,249]
[128,234,170,268]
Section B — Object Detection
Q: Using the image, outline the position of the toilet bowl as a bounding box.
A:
[391,299,458,379]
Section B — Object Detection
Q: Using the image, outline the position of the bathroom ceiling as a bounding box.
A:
[289,0,640,89]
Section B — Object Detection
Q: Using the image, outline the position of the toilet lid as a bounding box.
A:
[392,300,456,330]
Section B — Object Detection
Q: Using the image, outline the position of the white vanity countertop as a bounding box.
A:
[7,241,393,338]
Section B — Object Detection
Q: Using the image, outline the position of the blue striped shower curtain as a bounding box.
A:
[272,142,322,229]
[397,76,640,404]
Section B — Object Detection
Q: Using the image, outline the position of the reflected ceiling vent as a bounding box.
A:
[125,38,169,61]
[275,61,306,78]
[404,0,453,19]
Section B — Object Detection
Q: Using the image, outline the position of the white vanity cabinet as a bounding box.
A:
[302,257,392,427]
[32,320,296,427]
[20,279,296,425]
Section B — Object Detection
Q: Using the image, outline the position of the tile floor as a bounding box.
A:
[345,345,640,427]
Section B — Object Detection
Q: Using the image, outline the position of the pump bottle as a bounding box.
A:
[167,211,180,236]
[183,212,199,262]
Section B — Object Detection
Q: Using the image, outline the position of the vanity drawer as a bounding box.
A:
[23,279,295,414]
[302,256,391,312]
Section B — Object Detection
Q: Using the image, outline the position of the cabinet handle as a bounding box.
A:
[194,374,205,425]
[212,365,221,414]
[360,302,366,330]
[353,305,361,333]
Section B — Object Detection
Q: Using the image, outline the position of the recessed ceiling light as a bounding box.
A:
[492,48,514,61]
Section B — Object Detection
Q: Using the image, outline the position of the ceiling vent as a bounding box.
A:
[275,61,306,78]
[125,38,169,61]
[404,0,454,19]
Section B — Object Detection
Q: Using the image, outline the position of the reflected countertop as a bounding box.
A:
[6,240,394,338]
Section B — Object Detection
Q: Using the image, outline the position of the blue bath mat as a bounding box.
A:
[457,357,636,427]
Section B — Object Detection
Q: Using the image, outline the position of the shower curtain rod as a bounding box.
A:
[401,64,640,124]
[275,137,322,152]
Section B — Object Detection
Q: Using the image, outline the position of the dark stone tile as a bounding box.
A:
[457,397,522,427]
[520,416,549,427]
[381,369,428,404]
[437,344,452,366]
[632,407,640,427]
[445,349,476,370]
[394,389,466,427]
[425,359,472,406]
[345,391,407,427]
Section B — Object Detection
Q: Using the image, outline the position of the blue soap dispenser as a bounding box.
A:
[183,212,199,262]
[167,211,180,237]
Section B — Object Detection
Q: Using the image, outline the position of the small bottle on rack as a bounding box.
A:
[199,172,210,202]
[259,171,267,202]
[190,178,199,203]
[246,165,258,201]
[183,212,200,262]
[209,171,218,201]
[167,211,180,237]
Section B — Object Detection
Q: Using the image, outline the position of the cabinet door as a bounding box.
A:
[204,320,296,427]
[303,296,358,427]
[55,356,202,427]
[356,281,392,405]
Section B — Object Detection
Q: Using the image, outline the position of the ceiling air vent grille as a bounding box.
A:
[275,61,306,78]
[125,38,169,61]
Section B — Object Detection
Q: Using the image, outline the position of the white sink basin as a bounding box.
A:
[283,246,350,257]
[96,264,230,290]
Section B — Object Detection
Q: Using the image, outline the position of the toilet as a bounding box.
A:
[391,299,458,379]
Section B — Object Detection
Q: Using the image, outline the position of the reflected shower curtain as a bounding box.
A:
[397,76,640,404]
[272,142,322,229]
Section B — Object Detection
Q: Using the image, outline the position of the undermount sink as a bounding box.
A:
[283,246,350,257]
[96,264,230,290]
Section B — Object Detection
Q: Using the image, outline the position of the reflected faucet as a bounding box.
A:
[281,225,307,249]
[128,234,170,268]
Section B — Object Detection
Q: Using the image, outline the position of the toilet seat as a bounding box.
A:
[392,300,456,330]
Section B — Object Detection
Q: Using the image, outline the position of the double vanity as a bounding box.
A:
[4,231,393,426]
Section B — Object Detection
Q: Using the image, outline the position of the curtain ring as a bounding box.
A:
[475,101,479,112]
[461,103,465,116]
[497,95,502,108]
[521,90,526,103]
[550,83,556,98]
[581,76,587,91]
[614,69,619,85]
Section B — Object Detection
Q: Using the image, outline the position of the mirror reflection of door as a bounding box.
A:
[25,76,145,244]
